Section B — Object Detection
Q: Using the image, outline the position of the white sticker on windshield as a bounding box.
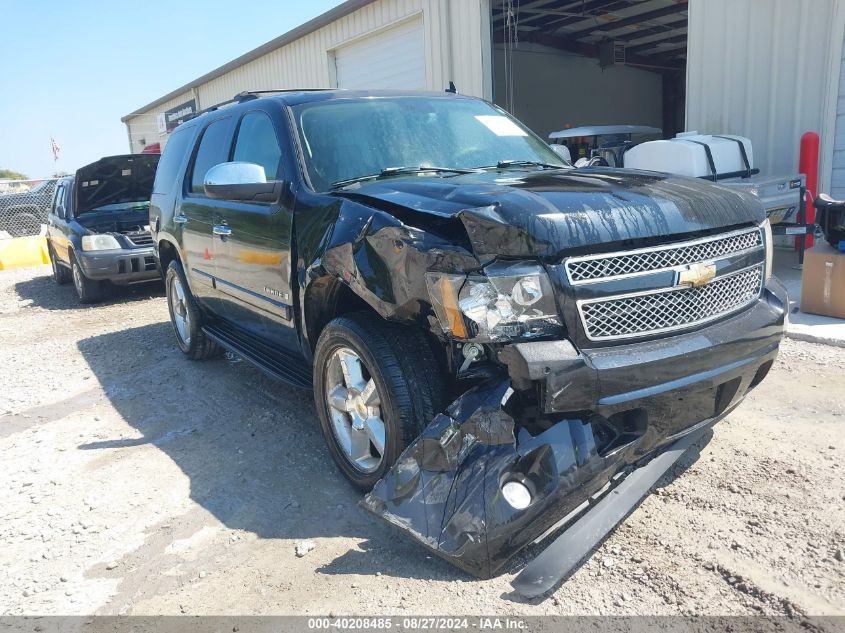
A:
[121,169,131,176]
[475,115,528,137]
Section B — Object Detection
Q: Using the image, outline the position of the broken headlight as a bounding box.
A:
[426,261,563,342]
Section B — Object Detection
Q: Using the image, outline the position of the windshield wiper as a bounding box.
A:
[331,166,480,189]
[487,160,564,170]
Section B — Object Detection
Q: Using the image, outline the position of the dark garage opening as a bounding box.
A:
[491,0,689,151]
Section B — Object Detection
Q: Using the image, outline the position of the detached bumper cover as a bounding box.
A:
[362,280,786,586]
[76,246,159,283]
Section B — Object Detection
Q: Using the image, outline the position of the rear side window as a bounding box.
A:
[190,118,231,194]
[153,127,193,195]
[232,111,283,180]
[52,183,65,215]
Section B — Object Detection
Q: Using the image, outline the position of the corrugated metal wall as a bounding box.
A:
[125,0,491,152]
[832,25,845,198]
[686,0,845,192]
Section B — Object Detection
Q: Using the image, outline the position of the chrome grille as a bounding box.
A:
[125,231,153,247]
[566,228,763,284]
[578,265,764,341]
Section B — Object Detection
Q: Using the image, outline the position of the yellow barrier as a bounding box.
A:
[0,235,50,270]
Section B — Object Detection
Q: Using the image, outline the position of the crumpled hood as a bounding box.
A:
[336,168,766,261]
[75,154,159,215]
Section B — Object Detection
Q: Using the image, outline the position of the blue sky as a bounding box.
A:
[0,0,345,179]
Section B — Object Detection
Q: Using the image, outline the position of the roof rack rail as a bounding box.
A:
[190,89,338,121]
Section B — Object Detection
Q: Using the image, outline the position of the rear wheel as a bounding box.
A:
[71,255,104,303]
[49,245,70,285]
[165,260,221,360]
[313,313,446,490]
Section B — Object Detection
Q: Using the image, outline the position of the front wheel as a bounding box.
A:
[71,255,104,303]
[313,313,446,490]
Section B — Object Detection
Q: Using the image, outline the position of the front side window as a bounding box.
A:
[190,117,231,194]
[291,96,564,191]
[232,111,283,181]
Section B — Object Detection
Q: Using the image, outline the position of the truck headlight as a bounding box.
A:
[426,262,563,342]
[761,219,773,282]
[81,234,121,251]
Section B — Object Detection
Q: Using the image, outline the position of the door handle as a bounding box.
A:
[213,224,232,237]
[173,214,188,224]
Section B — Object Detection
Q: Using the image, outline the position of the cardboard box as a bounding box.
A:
[801,244,845,319]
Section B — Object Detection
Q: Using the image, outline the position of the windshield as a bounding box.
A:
[291,96,565,191]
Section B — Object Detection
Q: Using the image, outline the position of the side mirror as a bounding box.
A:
[550,144,572,164]
[204,162,280,202]
[55,204,66,219]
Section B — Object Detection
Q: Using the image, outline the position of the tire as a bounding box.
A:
[48,245,70,285]
[165,260,221,360]
[313,313,447,490]
[825,229,845,249]
[70,254,104,303]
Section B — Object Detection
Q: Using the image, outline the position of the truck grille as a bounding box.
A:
[565,227,763,284]
[578,264,764,341]
[124,231,153,247]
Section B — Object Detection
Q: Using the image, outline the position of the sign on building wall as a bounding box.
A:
[163,99,197,132]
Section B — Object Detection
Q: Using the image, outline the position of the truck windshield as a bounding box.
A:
[291,96,565,191]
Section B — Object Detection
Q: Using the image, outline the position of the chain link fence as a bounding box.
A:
[0,179,58,238]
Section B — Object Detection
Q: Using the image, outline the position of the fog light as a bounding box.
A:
[502,480,532,510]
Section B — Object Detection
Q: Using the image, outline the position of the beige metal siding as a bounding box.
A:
[125,91,194,154]
[832,24,845,198]
[125,0,491,152]
[686,0,845,192]
[126,0,492,152]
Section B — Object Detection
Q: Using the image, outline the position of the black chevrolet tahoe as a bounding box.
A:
[150,90,786,594]
[46,154,161,302]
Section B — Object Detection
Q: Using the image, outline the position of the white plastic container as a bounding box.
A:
[623,132,754,178]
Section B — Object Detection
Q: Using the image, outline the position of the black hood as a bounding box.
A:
[335,168,766,261]
[75,154,159,215]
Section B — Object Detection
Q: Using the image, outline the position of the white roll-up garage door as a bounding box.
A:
[334,17,425,90]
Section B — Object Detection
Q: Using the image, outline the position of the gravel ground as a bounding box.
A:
[0,265,843,617]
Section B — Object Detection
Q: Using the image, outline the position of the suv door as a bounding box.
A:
[212,107,298,352]
[46,180,71,264]
[180,116,234,312]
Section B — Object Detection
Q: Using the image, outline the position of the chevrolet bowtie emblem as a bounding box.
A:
[677,262,717,288]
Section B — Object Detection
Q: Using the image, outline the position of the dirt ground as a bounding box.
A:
[0,265,843,617]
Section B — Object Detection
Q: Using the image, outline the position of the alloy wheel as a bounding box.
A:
[169,274,191,346]
[324,347,386,474]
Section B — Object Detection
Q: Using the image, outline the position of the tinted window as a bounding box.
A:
[52,184,65,215]
[232,111,282,180]
[153,127,193,194]
[190,118,231,194]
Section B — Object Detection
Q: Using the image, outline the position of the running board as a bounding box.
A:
[510,424,710,599]
[202,323,312,390]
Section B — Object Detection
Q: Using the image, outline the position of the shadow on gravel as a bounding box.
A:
[14,272,164,311]
[76,323,465,584]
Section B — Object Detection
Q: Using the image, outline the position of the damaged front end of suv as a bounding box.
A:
[299,154,786,596]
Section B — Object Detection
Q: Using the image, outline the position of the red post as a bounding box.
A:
[798,131,820,249]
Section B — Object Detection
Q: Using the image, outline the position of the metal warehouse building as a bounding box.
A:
[122,0,845,194]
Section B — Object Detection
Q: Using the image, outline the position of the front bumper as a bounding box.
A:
[76,246,159,284]
[363,279,786,584]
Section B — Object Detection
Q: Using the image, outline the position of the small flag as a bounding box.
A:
[51,137,61,162]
